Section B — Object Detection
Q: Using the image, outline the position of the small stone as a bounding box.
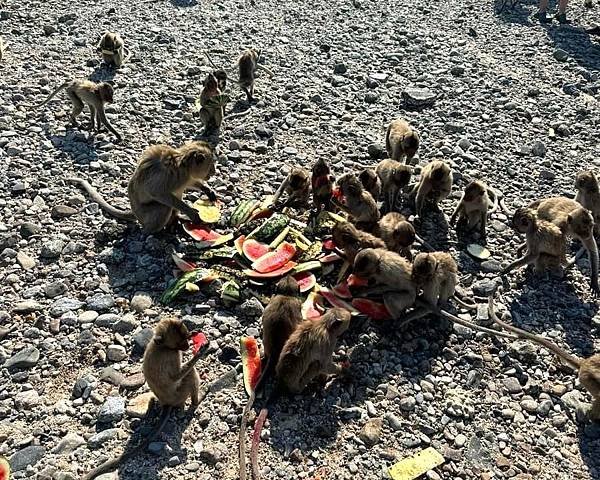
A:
[41,239,65,258]
[97,396,125,424]
[13,300,43,314]
[503,377,522,394]
[79,311,99,323]
[384,413,403,431]
[120,372,146,391]
[520,399,539,413]
[43,24,58,35]
[130,292,152,313]
[359,418,382,447]
[127,392,155,418]
[51,205,78,219]
[86,294,115,311]
[10,445,45,471]
[107,345,127,362]
[15,389,40,409]
[44,281,67,298]
[5,346,40,369]
[20,222,41,239]
[399,396,416,412]
[455,434,467,448]
[198,448,221,465]
[95,313,120,328]
[88,429,121,449]
[553,49,568,62]
[333,62,347,74]
[531,141,546,157]
[17,251,36,270]
[133,328,154,354]
[367,143,385,159]
[51,433,86,454]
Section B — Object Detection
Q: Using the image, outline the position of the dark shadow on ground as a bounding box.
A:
[546,24,600,72]
[494,0,536,26]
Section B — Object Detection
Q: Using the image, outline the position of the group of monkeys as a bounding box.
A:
[22,30,600,480]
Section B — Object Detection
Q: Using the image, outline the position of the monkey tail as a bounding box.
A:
[239,389,255,480]
[31,81,69,109]
[250,386,281,480]
[385,123,392,155]
[82,405,172,480]
[255,64,274,77]
[67,178,137,222]
[122,46,133,65]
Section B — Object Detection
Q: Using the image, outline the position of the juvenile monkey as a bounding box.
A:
[488,298,600,420]
[239,276,302,480]
[375,212,416,260]
[529,197,599,292]
[249,309,351,480]
[386,118,420,162]
[375,159,412,213]
[238,48,260,102]
[358,168,381,203]
[333,173,380,231]
[575,170,600,233]
[271,167,311,209]
[502,207,566,276]
[311,158,334,213]
[450,180,498,236]
[32,79,122,140]
[198,72,224,134]
[83,317,206,479]
[213,69,228,92]
[97,31,131,68]
[411,160,453,217]
[69,141,217,233]
[331,221,386,264]
[353,248,416,317]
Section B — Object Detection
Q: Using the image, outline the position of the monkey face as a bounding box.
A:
[186,142,216,179]
[338,174,362,197]
[324,308,351,336]
[353,249,379,278]
[412,253,436,283]
[313,159,330,177]
[464,182,485,202]
[203,73,219,93]
[575,171,598,193]
[568,208,594,238]
[359,169,376,188]
[275,276,300,296]
[392,167,411,188]
[155,318,190,351]
[332,222,355,249]
[512,208,533,233]
[99,83,115,103]
[402,132,420,158]
[394,222,416,247]
[213,70,227,91]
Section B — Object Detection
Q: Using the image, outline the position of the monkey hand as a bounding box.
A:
[189,210,203,225]
[206,188,218,202]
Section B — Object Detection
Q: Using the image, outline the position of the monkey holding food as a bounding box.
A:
[97,31,131,68]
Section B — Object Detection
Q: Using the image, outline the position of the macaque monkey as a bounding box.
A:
[331,221,385,264]
[213,69,228,92]
[529,197,599,292]
[311,158,334,213]
[83,317,206,479]
[410,160,453,217]
[97,31,131,68]
[271,167,311,209]
[575,170,600,233]
[333,173,380,231]
[69,141,217,233]
[450,180,498,236]
[488,298,600,420]
[239,276,302,480]
[358,168,381,203]
[32,79,122,140]
[502,207,567,276]
[238,48,260,102]
[198,72,224,133]
[375,212,416,259]
[375,159,411,213]
[353,248,416,317]
[249,309,351,480]
[386,118,420,162]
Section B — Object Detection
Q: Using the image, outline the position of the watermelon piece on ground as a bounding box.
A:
[292,271,317,293]
[322,239,336,250]
[234,235,246,255]
[0,456,10,480]
[242,239,271,262]
[352,298,392,320]
[171,253,197,272]
[319,287,358,313]
[195,232,234,249]
[302,292,325,320]
[243,261,297,279]
[252,241,297,273]
[332,281,352,299]
[240,337,262,396]
[319,252,343,263]
[183,223,221,241]
[191,332,208,355]
[293,261,322,273]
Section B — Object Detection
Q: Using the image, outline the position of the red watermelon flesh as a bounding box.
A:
[191,332,208,354]
[242,239,271,262]
[0,457,9,480]
[319,252,342,263]
[293,271,317,293]
[240,336,262,396]
[234,235,246,255]
[319,287,358,313]
[171,254,197,272]
[183,223,222,241]
[252,242,296,273]
[302,292,325,320]
[352,298,391,320]
[347,274,369,287]
[322,239,336,250]
[332,281,352,299]
[243,261,297,278]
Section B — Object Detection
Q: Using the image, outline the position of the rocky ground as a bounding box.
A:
[1,0,600,478]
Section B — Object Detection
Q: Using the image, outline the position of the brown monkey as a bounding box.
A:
[69,141,217,233]
[358,168,381,203]
[32,79,122,140]
[83,317,206,479]
[502,207,567,276]
[386,118,420,162]
[333,173,380,231]
[575,170,600,233]
[239,276,302,480]
[213,69,228,92]
[198,72,224,133]
[250,309,351,480]
[97,31,131,68]
[529,197,599,292]
[311,158,334,213]
[450,180,498,236]
[488,298,600,420]
[375,212,416,260]
[331,221,386,264]
[410,160,453,217]
[353,248,416,317]
[375,159,411,213]
[271,167,311,209]
[238,48,260,102]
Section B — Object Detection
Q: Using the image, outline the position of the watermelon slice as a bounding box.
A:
[195,232,234,249]
[347,274,369,287]
[352,299,392,320]
[319,287,358,313]
[234,235,246,255]
[319,252,343,263]
[0,456,10,480]
[251,242,297,273]
[242,239,271,262]
[171,253,197,272]
[293,271,317,293]
[293,261,322,273]
[192,199,221,223]
[240,337,262,396]
[332,281,352,299]
[183,224,221,241]
[322,239,336,250]
[243,261,297,279]
[302,292,325,320]
[191,332,208,355]
[332,187,343,200]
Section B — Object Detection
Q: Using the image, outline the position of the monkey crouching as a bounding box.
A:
[374,212,416,260]
[386,118,420,163]
[311,158,335,213]
[271,167,311,210]
[333,173,380,231]
[410,160,453,217]
[199,72,225,134]
[97,31,130,68]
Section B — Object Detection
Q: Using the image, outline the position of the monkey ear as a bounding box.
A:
[154,335,163,345]
[325,314,343,330]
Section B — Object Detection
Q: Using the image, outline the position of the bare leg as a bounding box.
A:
[89,105,96,131]
[67,91,84,126]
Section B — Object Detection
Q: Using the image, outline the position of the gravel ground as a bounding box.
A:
[1,0,600,479]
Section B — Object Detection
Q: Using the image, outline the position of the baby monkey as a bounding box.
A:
[199,72,224,134]
[332,221,386,264]
[271,167,311,210]
[97,31,131,68]
[83,317,206,479]
[410,160,453,217]
[358,168,381,203]
[32,79,122,140]
[450,180,498,237]
[386,118,420,163]
[333,173,380,231]
[311,158,334,213]
[376,160,412,213]
[575,170,600,234]
[375,212,416,260]
[69,141,217,233]
[238,48,260,102]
